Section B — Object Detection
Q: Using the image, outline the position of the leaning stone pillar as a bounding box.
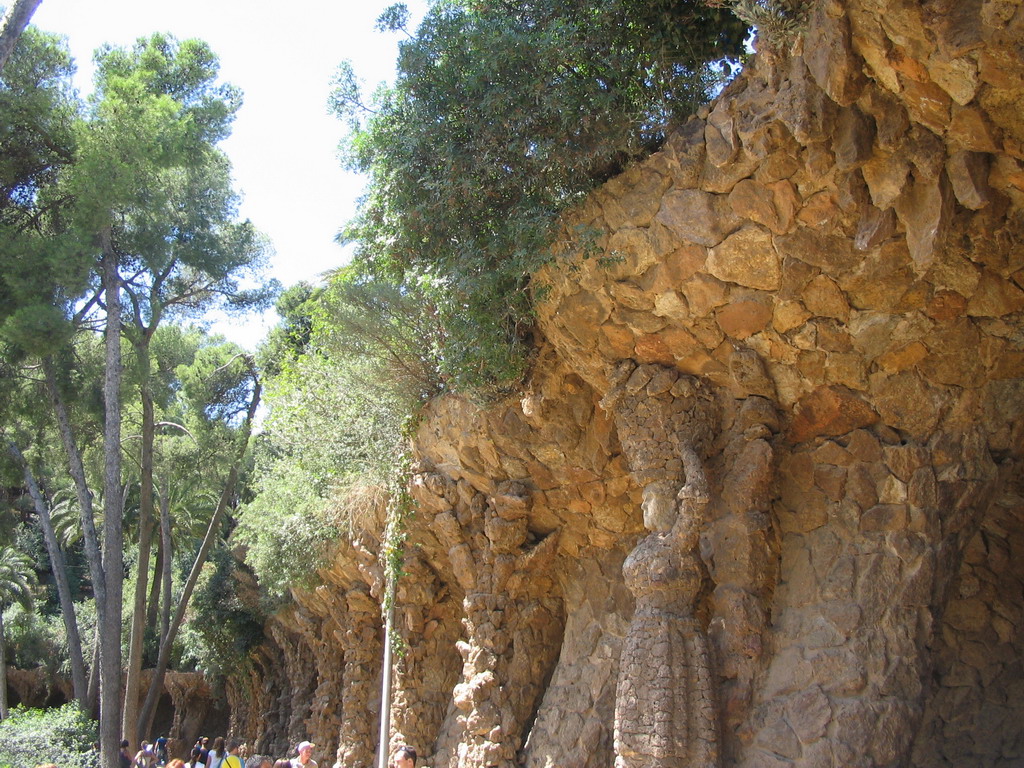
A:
[336,586,381,768]
[430,482,563,768]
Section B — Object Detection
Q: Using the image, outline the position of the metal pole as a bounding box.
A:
[377,581,395,768]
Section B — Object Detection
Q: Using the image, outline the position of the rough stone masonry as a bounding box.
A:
[227,1,1024,766]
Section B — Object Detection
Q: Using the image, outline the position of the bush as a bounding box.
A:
[332,0,747,392]
[3,604,62,674]
[239,274,428,598]
[176,547,264,682]
[0,703,98,768]
[237,352,402,598]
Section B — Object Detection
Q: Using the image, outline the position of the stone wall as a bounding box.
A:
[235,1,1024,766]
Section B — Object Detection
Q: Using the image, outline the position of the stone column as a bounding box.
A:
[268,616,318,748]
[336,586,381,768]
[295,586,347,761]
[389,554,462,767]
[430,482,563,768]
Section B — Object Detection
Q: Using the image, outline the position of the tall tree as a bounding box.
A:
[6,441,88,706]
[93,34,272,748]
[136,349,263,738]
[0,22,272,762]
[32,31,271,766]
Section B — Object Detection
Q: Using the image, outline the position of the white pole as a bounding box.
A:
[377,582,395,768]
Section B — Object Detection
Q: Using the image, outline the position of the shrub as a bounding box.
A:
[332,0,747,392]
[0,703,98,768]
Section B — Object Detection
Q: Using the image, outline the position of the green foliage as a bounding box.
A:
[177,547,263,680]
[239,272,438,597]
[2,602,80,673]
[237,352,398,598]
[0,545,34,613]
[0,27,83,361]
[0,21,276,724]
[92,33,241,145]
[0,703,98,768]
[256,282,322,377]
[332,0,746,391]
[0,26,76,225]
[75,33,276,326]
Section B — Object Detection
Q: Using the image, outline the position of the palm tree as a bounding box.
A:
[0,545,35,719]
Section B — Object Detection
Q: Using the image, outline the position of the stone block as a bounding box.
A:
[834,106,876,171]
[806,647,867,696]
[662,117,707,189]
[899,74,952,135]
[860,503,909,532]
[655,189,738,247]
[854,203,898,251]
[804,2,866,105]
[797,190,842,229]
[947,104,1001,153]
[872,371,948,438]
[637,244,707,293]
[717,298,774,339]
[966,269,1024,317]
[785,685,832,745]
[893,171,956,273]
[600,167,672,230]
[862,152,910,209]
[773,300,811,334]
[789,386,880,443]
[775,228,861,276]
[928,51,980,106]
[802,275,850,321]
[947,150,993,210]
[706,225,781,291]
[706,102,739,167]
[604,227,665,279]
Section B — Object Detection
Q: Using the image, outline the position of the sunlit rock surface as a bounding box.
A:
[230,1,1024,766]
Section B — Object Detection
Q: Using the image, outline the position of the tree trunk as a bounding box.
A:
[44,354,108,721]
[0,0,42,74]
[159,480,172,647]
[99,237,125,768]
[87,626,100,716]
[8,441,89,706]
[137,368,261,738]
[123,370,156,749]
[43,356,106,615]
[0,609,7,720]
[140,480,173,740]
[147,531,163,633]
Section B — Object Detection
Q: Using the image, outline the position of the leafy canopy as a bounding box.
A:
[239,271,441,598]
[332,0,746,391]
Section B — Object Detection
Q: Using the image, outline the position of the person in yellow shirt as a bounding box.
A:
[222,740,244,768]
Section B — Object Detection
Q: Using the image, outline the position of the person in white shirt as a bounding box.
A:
[290,741,316,768]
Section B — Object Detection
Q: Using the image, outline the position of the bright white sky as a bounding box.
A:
[31,0,428,349]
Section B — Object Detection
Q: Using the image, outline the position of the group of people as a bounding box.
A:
[184,737,245,768]
[119,737,169,768]
[120,736,417,768]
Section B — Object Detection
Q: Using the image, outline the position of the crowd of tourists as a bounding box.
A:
[115,736,418,768]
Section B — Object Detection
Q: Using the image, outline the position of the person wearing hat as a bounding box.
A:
[291,741,316,768]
